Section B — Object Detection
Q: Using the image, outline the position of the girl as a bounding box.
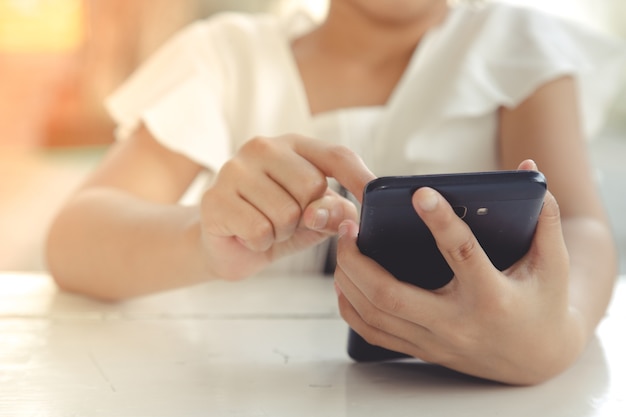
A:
[46,0,625,384]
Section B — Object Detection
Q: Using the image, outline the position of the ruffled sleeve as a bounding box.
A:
[105,11,316,174]
[442,4,626,139]
[105,20,231,172]
[365,3,626,177]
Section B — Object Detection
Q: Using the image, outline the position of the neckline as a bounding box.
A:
[276,7,456,120]
[311,104,385,122]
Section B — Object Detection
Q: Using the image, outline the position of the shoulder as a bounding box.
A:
[172,11,299,77]
[452,2,569,31]
[189,11,287,48]
[400,2,625,140]
[449,2,625,61]
[445,3,567,53]
[139,11,284,71]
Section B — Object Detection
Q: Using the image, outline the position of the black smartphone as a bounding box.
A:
[348,170,547,361]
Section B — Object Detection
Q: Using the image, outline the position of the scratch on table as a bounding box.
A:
[309,383,333,388]
[272,348,290,364]
[88,350,116,393]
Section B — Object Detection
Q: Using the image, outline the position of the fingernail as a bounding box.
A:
[418,188,438,212]
[312,208,329,230]
[521,159,537,170]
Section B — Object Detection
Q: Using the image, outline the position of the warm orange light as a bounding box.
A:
[0,0,84,52]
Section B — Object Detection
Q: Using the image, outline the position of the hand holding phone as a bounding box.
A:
[348,170,547,361]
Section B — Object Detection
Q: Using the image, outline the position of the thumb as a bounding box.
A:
[301,190,358,234]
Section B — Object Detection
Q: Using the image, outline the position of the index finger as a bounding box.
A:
[290,135,376,203]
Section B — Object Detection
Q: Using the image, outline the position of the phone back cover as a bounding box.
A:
[349,171,546,361]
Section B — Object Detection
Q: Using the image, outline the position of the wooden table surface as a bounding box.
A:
[1,272,624,416]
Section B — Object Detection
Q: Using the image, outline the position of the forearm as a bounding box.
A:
[563,216,618,341]
[46,188,208,301]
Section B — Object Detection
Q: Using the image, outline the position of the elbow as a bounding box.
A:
[45,214,129,303]
[47,258,130,304]
[45,215,75,293]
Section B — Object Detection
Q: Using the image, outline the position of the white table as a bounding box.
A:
[1,272,624,417]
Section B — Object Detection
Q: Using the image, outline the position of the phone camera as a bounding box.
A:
[453,206,467,219]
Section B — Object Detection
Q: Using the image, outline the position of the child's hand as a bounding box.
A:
[199,134,375,280]
[334,161,585,385]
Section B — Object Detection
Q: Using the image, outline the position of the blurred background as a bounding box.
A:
[0,0,625,272]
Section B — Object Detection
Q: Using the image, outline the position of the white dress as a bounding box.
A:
[105,2,626,274]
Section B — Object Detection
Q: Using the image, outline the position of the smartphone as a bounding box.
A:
[348,170,547,361]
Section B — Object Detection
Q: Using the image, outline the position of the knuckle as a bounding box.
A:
[242,136,275,156]
[370,286,403,314]
[245,217,274,247]
[328,145,358,164]
[218,157,246,179]
[302,173,328,199]
[272,202,301,240]
[445,235,478,264]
